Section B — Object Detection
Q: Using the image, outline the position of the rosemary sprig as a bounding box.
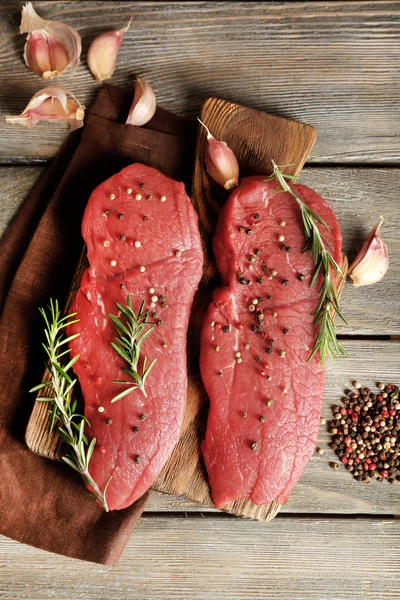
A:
[267,160,348,365]
[109,295,156,402]
[30,299,111,512]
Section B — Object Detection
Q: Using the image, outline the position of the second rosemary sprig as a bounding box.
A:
[109,294,156,402]
[268,160,348,365]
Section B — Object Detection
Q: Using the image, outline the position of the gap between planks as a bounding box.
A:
[139,511,398,520]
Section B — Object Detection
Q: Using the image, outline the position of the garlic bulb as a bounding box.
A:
[5,87,85,130]
[88,19,131,83]
[20,3,81,80]
[198,119,239,190]
[348,217,389,287]
[126,78,156,126]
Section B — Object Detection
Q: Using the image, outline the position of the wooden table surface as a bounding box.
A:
[0,2,399,599]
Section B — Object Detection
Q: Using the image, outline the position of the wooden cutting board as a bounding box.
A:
[26,97,344,521]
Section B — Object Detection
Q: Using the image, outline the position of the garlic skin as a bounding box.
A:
[88,19,131,83]
[348,217,388,287]
[5,87,85,131]
[198,118,239,190]
[20,3,81,80]
[126,78,156,127]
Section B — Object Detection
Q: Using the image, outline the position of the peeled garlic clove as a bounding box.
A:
[198,119,239,190]
[348,217,388,287]
[88,19,131,83]
[5,87,85,131]
[126,78,156,127]
[20,2,81,80]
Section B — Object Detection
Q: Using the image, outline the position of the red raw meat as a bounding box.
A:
[200,176,342,508]
[68,164,203,511]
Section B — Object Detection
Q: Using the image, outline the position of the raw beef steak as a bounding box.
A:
[68,164,203,511]
[200,176,342,508]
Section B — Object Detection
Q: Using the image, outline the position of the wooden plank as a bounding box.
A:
[0,2,399,163]
[0,166,45,235]
[2,165,399,334]
[1,516,400,599]
[146,340,400,515]
[25,97,317,521]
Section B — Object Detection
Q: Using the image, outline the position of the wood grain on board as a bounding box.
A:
[26,97,349,522]
[1,516,400,600]
[153,96,317,520]
[0,2,399,164]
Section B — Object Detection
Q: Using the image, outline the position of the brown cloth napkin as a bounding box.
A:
[0,85,196,565]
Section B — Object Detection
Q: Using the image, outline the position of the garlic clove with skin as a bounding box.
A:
[20,2,81,80]
[5,87,85,131]
[198,118,239,190]
[24,30,70,78]
[88,19,131,83]
[126,78,157,127]
[348,217,389,287]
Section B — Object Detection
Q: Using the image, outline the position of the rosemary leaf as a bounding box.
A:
[63,354,80,372]
[62,456,81,473]
[110,341,131,363]
[111,386,137,403]
[29,382,47,393]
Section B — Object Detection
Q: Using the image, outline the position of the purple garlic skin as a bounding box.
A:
[20,3,81,80]
[198,118,239,190]
[5,86,85,130]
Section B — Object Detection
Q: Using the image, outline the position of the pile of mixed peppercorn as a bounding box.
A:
[329,383,400,484]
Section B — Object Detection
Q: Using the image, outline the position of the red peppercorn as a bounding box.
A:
[345,446,352,454]
[340,408,347,415]
[363,463,369,471]
[344,436,352,445]
[381,410,389,419]
[347,408,353,414]
[380,470,389,478]
[369,463,377,471]
[366,457,372,464]
[341,456,348,464]
[377,395,384,402]
[352,414,359,422]
[390,409,397,417]
[354,457,360,464]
